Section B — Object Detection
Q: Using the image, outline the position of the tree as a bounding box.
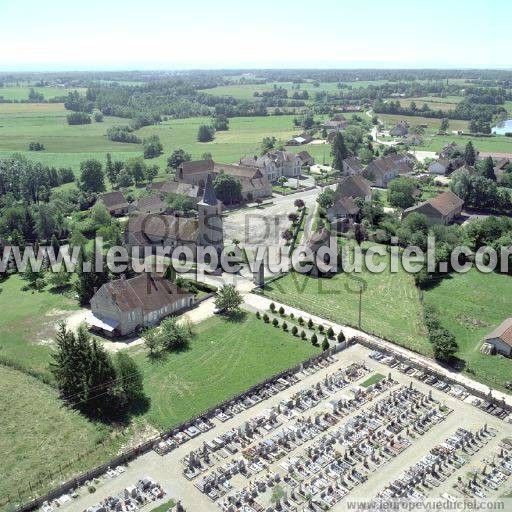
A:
[79,159,105,193]
[270,302,276,312]
[114,352,144,404]
[67,112,91,125]
[464,141,476,166]
[300,330,306,340]
[272,318,279,327]
[294,198,305,210]
[317,188,335,209]
[482,156,496,181]
[213,173,242,204]
[197,125,215,142]
[117,169,133,188]
[311,333,318,346]
[214,115,229,131]
[214,284,243,312]
[321,337,329,351]
[331,132,349,171]
[278,306,285,316]
[307,318,314,329]
[387,177,418,209]
[327,326,335,339]
[160,317,193,351]
[47,269,71,289]
[93,110,104,122]
[255,311,261,319]
[167,149,192,170]
[263,313,270,323]
[91,201,112,228]
[74,245,108,305]
[354,223,367,245]
[261,136,276,154]
[143,135,163,159]
[430,328,458,362]
[282,321,288,331]
[105,153,117,185]
[51,324,119,415]
[145,164,159,183]
[282,229,293,242]
[291,325,298,336]
[125,157,147,185]
[439,118,449,133]
[288,212,299,224]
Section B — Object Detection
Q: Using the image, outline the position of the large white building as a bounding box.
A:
[239,150,301,182]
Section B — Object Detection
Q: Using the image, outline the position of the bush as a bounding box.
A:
[311,333,318,346]
[272,318,279,327]
[269,302,276,312]
[263,313,270,323]
[106,126,141,144]
[308,318,314,329]
[318,325,324,333]
[298,316,304,325]
[300,330,307,340]
[28,141,45,151]
[256,311,261,319]
[197,124,215,142]
[282,321,288,331]
[327,327,335,339]
[67,112,91,125]
[290,313,295,320]
[279,306,285,316]
[321,337,329,351]
[291,326,298,336]
[337,331,346,343]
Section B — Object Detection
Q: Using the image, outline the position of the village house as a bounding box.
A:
[239,150,301,182]
[483,318,512,357]
[336,175,372,201]
[495,158,510,182]
[322,117,348,133]
[326,196,360,223]
[437,142,472,159]
[342,156,364,175]
[402,190,464,225]
[149,180,203,204]
[98,191,129,216]
[129,194,168,215]
[364,155,411,188]
[177,159,215,187]
[212,163,272,201]
[88,274,195,337]
[304,228,335,277]
[297,150,315,167]
[389,121,409,137]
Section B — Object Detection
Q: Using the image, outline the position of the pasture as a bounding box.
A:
[263,252,432,357]
[422,269,512,392]
[0,86,87,102]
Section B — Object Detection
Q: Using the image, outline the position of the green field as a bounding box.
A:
[263,253,431,357]
[423,269,512,391]
[0,86,87,102]
[0,295,319,507]
[417,134,512,154]
[130,314,320,429]
[0,275,78,376]
[379,113,469,133]
[0,365,126,510]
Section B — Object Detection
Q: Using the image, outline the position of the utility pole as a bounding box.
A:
[358,282,363,330]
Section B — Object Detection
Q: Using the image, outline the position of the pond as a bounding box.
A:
[492,119,512,135]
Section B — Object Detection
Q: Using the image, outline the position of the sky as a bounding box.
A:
[0,0,511,71]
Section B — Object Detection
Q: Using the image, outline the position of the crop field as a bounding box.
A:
[422,269,512,392]
[378,113,469,132]
[263,254,431,357]
[417,134,512,154]
[397,96,462,112]
[0,86,87,101]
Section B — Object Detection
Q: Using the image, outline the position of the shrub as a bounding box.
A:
[290,313,295,320]
[311,333,318,346]
[318,325,324,333]
[67,112,91,125]
[263,313,270,323]
[337,331,346,343]
[291,326,298,336]
[308,318,314,329]
[300,330,306,340]
[327,327,335,339]
[269,302,276,312]
[298,316,304,325]
[321,337,329,351]
[256,311,261,319]
[282,321,288,331]
[272,318,279,327]
[279,306,285,316]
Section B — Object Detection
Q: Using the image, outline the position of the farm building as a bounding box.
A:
[98,191,129,216]
[336,175,372,202]
[342,156,364,175]
[402,190,464,225]
[88,274,194,337]
[240,150,301,182]
[129,195,168,215]
[483,318,512,357]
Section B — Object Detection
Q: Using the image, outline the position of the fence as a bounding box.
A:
[355,336,512,414]
[11,340,349,512]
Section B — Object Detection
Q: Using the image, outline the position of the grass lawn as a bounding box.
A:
[0,366,127,509]
[148,499,176,512]
[0,86,87,101]
[0,274,78,376]
[379,113,469,133]
[360,373,385,387]
[263,252,431,357]
[130,313,320,429]
[422,269,512,392]
[416,134,512,154]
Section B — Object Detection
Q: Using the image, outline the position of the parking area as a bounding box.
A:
[48,344,512,512]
